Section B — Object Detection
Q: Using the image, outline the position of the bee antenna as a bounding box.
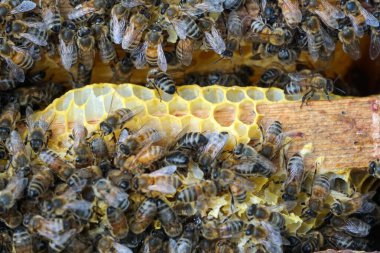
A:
[213,57,224,64]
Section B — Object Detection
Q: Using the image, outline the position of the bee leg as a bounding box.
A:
[65,145,73,157]
[301,89,314,108]
[24,136,28,146]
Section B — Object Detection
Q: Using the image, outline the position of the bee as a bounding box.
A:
[246,204,288,230]
[13,82,63,108]
[201,220,244,240]
[277,48,298,64]
[97,235,133,253]
[40,0,62,33]
[330,216,370,237]
[205,71,244,86]
[6,20,48,47]
[76,26,95,71]
[282,153,304,201]
[0,177,28,212]
[226,10,243,54]
[72,63,92,88]
[111,54,133,83]
[232,143,257,158]
[223,0,245,9]
[301,15,335,61]
[46,229,77,253]
[93,179,130,211]
[39,149,75,182]
[91,15,117,65]
[25,107,53,153]
[156,198,183,237]
[121,8,149,52]
[67,2,96,23]
[0,206,23,228]
[176,38,193,66]
[331,191,376,216]
[7,130,30,176]
[100,106,143,136]
[172,223,198,253]
[68,165,102,188]
[204,26,231,59]
[338,25,361,60]
[370,11,380,60]
[59,21,77,71]
[305,0,345,29]
[0,0,36,23]
[198,132,229,167]
[217,169,255,204]
[176,132,208,150]
[0,102,20,142]
[258,67,283,87]
[107,169,131,191]
[301,231,324,253]
[163,150,190,168]
[245,222,283,253]
[130,198,157,234]
[259,120,283,159]
[110,3,128,44]
[177,180,218,202]
[119,126,161,155]
[90,136,112,171]
[68,124,93,168]
[278,0,302,28]
[12,226,33,253]
[27,166,54,198]
[323,228,368,251]
[369,159,380,178]
[106,206,129,240]
[132,165,182,194]
[146,68,176,96]
[227,151,277,177]
[343,0,379,37]
[140,229,166,253]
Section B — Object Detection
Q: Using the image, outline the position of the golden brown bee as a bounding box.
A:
[198,132,229,167]
[163,150,190,168]
[0,102,20,142]
[118,126,161,155]
[100,106,143,136]
[176,38,193,66]
[176,180,217,202]
[201,220,244,240]
[67,1,97,23]
[39,149,75,182]
[324,229,368,251]
[76,26,95,72]
[40,0,62,33]
[217,169,255,204]
[12,226,33,253]
[130,197,157,234]
[59,21,78,71]
[246,204,289,230]
[5,20,48,47]
[132,165,182,194]
[302,174,330,219]
[330,216,370,237]
[300,231,324,253]
[123,145,166,173]
[93,179,130,211]
[27,166,54,198]
[97,235,133,253]
[122,8,149,51]
[156,198,182,237]
[331,191,376,216]
[282,153,304,201]
[91,15,117,65]
[278,0,302,28]
[68,124,93,168]
[106,206,129,240]
[305,0,344,29]
[259,120,283,159]
[25,107,53,153]
[110,3,128,44]
[7,130,30,176]
[146,68,176,96]
[338,25,361,60]
[225,10,243,55]
[107,169,131,190]
[90,135,112,171]
[0,176,27,212]
[68,165,102,188]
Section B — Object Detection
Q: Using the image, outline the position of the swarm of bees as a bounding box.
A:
[0,96,378,253]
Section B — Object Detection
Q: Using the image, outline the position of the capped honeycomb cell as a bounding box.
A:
[178,86,199,101]
[226,89,245,102]
[92,84,112,96]
[203,87,225,103]
[146,99,168,117]
[266,88,285,102]
[74,88,91,106]
[247,87,264,101]
[168,97,189,117]
[55,91,73,111]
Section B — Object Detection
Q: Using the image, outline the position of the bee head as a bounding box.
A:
[346,1,357,12]
[369,160,378,176]
[330,202,343,216]
[100,122,112,136]
[30,139,43,153]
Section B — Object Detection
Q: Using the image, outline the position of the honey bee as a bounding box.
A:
[370,11,380,60]
[132,165,182,194]
[119,126,161,156]
[0,176,27,212]
[25,107,53,153]
[40,0,62,33]
[71,63,92,88]
[278,0,302,28]
[67,2,96,23]
[172,223,198,253]
[177,180,218,202]
[0,0,36,23]
[198,132,229,167]
[331,191,376,216]
[111,54,134,83]
[100,106,143,136]
[90,136,112,172]
[110,3,128,44]
[156,198,183,237]
[259,120,283,159]
[76,26,95,71]
[7,130,30,176]
[122,8,149,51]
[0,102,20,142]
[302,174,330,219]
[343,0,379,37]
[97,235,133,253]
[369,159,380,178]
[27,166,54,198]
[93,178,130,211]
[282,153,305,201]
[246,204,288,230]
[130,197,157,234]
[176,132,208,150]
[39,149,75,182]
[13,82,63,108]
[47,229,77,252]
[68,165,103,188]
[0,206,23,228]
[12,226,33,253]
[107,169,131,190]
[277,48,298,64]
[258,67,285,87]
[6,20,48,47]
[201,219,244,240]
[59,21,78,71]
[338,25,361,60]
[300,231,324,253]
[176,38,193,66]
[245,222,283,253]
[68,124,93,168]
[301,15,335,61]
[305,0,345,29]
[146,68,176,96]
[92,15,117,65]
[204,26,232,59]
[330,216,370,237]
[163,150,190,168]
[0,78,18,91]
[106,206,129,240]
[226,10,243,54]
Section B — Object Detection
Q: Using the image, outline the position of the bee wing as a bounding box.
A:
[8,177,28,197]
[111,15,126,44]
[344,218,370,234]
[205,26,226,55]
[359,4,380,27]
[370,32,380,60]
[108,188,129,208]
[147,184,177,194]
[150,165,177,177]
[195,0,223,13]
[285,162,304,185]
[122,22,135,49]
[121,0,145,8]
[120,105,144,123]
[9,130,26,154]
[157,43,167,72]
[172,19,188,40]
[26,106,35,130]
[281,0,302,23]
[307,33,319,61]
[349,14,365,37]
[320,26,335,52]
[63,200,92,212]
[314,9,339,29]
[262,221,282,244]
[59,40,77,71]
[118,128,130,144]
[68,7,95,20]
[113,242,134,253]
[177,39,193,66]
[10,0,36,14]
[357,200,376,214]
[5,58,25,83]
[42,9,54,23]
[24,21,46,29]
[343,39,361,60]
[288,72,309,81]
[131,42,147,69]
[320,0,345,18]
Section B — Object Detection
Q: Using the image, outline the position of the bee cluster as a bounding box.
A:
[0,98,378,253]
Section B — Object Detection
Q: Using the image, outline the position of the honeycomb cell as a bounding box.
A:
[84,96,105,125]
[160,92,174,102]
[133,86,154,100]
[214,104,236,127]
[265,88,285,102]
[201,119,219,132]
[238,101,256,125]
[178,86,199,101]
[146,99,169,117]
[74,88,91,106]
[92,85,112,97]
[168,98,189,117]
[66,105,85,128]
[330,177,350,195]
[248,124,261,140]
[103,93,124,113]
[234,122,248,137]
[285,94,303,101]
[158,115,183,139]
[181,116,202,132]
[247,87,264,101]
[203,87,224,103]
[115,85,133,98]
[55,91,73,111]
[226,89,245,102]
[190,99,212,119]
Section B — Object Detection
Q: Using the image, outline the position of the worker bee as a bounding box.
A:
[100,106,143,136]
[110,3,128,44]
[227,151,277,177]
[119,126,161,155]
[226,10,243,52]
[201,219,244,240]
[25,107,53,153]
[369,159,380,178]
[7,130,30,176]
[331,191,376,216]
[93,179,130,211]
[176,38,193,66]
[198,132,228,167]
[245,222,283,253]
[40,0,62,33]
[130,197,157,234]
[302,174,330,219]
[67,2,96,23]
[301,15,335,61]
[76,26,95,71]
[301,231,324,253]
[122,8,149,52]
[342,0,379,37]
[71,63,92,88]
[27,166,54,198]
[68,165,102,188]
[106,206,129,240]
[259,120,283,159]
[278,0,302,28]
[91,15,117,65]
[67,124,93,168]
[59,21,78,71]
[0,102,20,142]
[146,68,176,96]
[97,235,133,253]
[39,149,75,181]
[171,223,198,253]
[0,176,28,212]
[132,165,182,194]
[0,0,36,23]
[176,132,208,150]
[156,198,182,237]
[163,150,190,168]
[277,48,298,64]
[177,180,218,202]
[323,227,368,251]
[204,26,232,60]
[12,226,33,253]
[282,153,305,201]
[5,20,48,47]
[338,25,361,60]
[90,136,112,172]
[305,0,344,29]
[107,169,131,191]
[258,67,285,87]
[330,216,370,237]
[246,204,288,230]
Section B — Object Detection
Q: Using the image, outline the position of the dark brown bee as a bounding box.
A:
[156,198,182,237]
[0,102,20,142]
[106,206,129,240]
[25,107,53,153]
[130,198,157,234]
